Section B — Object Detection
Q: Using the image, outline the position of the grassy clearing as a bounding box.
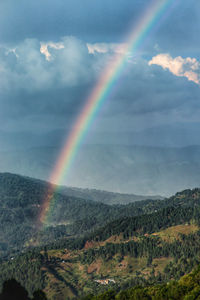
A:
[151,224,198,242]
[152,257,173,274]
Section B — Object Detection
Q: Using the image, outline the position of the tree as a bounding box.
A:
[0,279,30,300]
[32,290,48,300]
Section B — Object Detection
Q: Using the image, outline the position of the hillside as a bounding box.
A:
[1,185,200,299]
[82,264,200,299]
[1,173,200,298]
[0,172,200,259]
[1,216,200,299]
[0,173,164,257]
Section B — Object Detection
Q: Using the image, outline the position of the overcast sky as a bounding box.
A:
[0,0,200,149]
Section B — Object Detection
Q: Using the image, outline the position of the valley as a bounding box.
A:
[0,173,200,299]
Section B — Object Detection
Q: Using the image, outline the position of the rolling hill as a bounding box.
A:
[0,174,200,299]
[0,172,164,258]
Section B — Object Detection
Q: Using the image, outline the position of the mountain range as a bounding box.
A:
[1,144,200,196]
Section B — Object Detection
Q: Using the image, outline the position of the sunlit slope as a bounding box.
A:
[82,263,200,300]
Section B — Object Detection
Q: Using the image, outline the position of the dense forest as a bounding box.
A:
[2,172,200,258]
[1,173,200,298]
[0,172,166,257]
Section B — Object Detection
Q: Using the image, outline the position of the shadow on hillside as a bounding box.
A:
[0,279,47,300]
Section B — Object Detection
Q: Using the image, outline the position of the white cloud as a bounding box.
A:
[0,37,97,91]
[87,42,128,55]
[149,53,200,85]
[40,42,64,61]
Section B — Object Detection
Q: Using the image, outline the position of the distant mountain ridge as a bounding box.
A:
[0,144,200,196]
[60,186,163,204]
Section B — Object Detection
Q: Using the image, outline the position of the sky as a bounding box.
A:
[0,0,200,150]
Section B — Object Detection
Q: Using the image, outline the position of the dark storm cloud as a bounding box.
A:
[0,0,200,148]
[100,57,200,116]
[0,34,200,139]
[0,37,96,90]
[0,37,96,113]
[0,37,96,134]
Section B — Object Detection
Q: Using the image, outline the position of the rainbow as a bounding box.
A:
[39,0,177,225]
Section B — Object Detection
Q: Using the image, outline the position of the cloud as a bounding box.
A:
[0,37,97,91]
[0,36,109,133]
[87,43,127,55]
[40,42,64,61]
[0,36,200,150]
[149,53,200,85]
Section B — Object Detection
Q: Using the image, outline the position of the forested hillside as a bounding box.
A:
[0,172,200,259]
[1,212,200,299]
[0,176,200,298]
[1,173,200,298]
[0,172,163,257]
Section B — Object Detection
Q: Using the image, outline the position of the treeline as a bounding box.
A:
[87,206,200,242]
[81,231,200,266]
[44,205,200,253]
[82,264,200,300]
